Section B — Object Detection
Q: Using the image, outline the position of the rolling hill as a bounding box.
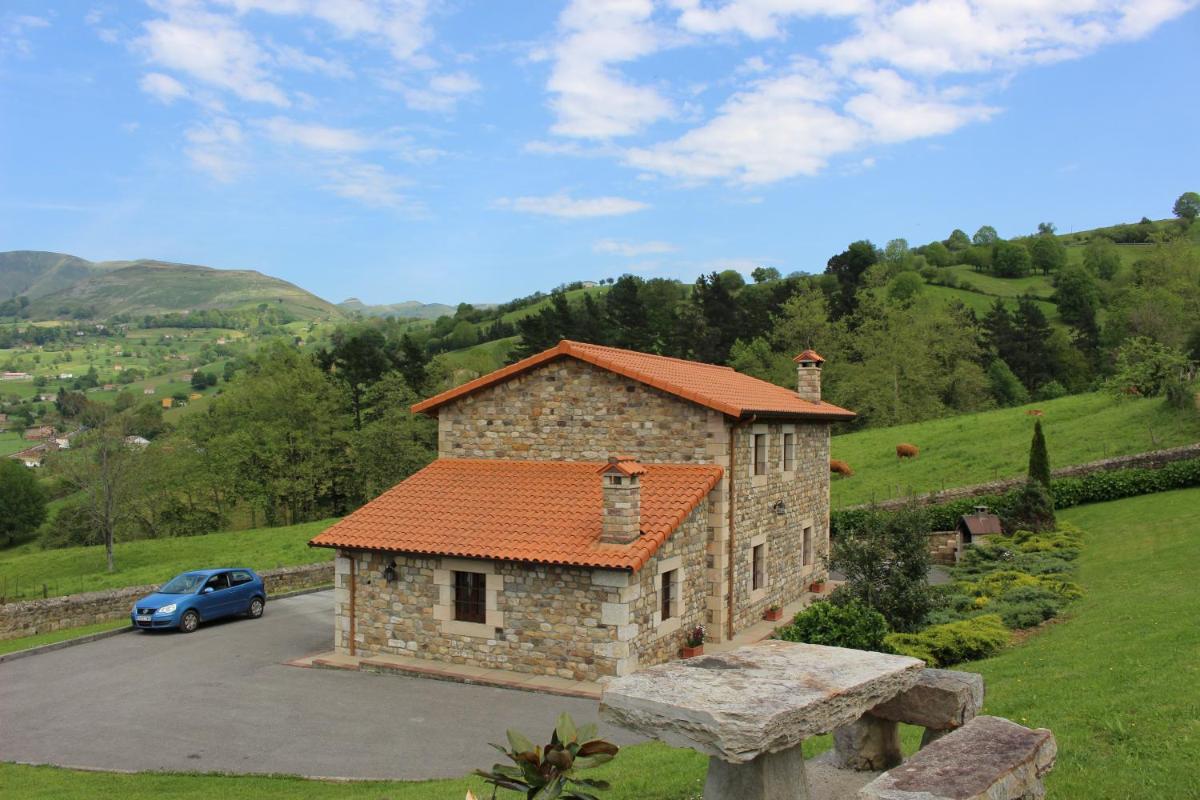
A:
[338,297,463,319]
[1,252,342,321]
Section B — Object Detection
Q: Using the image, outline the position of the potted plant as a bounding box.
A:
[763,603,784,622]
[681,625,706,657]
[809,579,826,593]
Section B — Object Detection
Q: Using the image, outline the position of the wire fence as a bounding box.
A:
[0,575,110,604]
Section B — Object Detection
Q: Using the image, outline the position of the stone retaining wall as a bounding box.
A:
[927,531,959,566]
[0,561,333,641]
[847,442,1200,512]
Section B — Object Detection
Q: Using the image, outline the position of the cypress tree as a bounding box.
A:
[1028,419,1051,487]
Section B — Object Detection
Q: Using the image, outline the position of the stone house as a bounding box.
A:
[310,341,853,681]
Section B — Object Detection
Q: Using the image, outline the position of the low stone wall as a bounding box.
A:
[927,531,959,566]
[0,561,333,641]
[847,442,1200,512]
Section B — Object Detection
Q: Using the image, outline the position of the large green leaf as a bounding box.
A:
[555,712,578,745]
[507,728,536,756]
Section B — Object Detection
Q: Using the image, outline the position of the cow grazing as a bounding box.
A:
[830,459,855,477]
[896,443,919,460]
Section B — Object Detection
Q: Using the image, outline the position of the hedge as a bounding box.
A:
[832,457,1200,536]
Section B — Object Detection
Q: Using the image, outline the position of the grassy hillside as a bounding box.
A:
[0,519,336,602]
[0,251,119,299]
[830,389,1200,507]
[338,298,462,319]
[4,489,1195,797]
[25,260,341,321]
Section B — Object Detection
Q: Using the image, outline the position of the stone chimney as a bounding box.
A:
[598,455,645,545]
[793,349,825,403]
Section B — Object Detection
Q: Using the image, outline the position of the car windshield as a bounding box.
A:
[158,573,209,594]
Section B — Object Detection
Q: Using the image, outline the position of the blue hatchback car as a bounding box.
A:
[132,568,266,633]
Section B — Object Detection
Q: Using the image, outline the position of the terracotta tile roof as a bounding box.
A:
[793,349,825,364]
[309,458,723,570]
[598,454,647,477]
[411,340,855,420]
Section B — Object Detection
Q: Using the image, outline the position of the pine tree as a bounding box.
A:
[1028,419,1051,488]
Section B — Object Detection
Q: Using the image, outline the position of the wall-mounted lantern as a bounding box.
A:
[382,560,397,583]
[771,500,787,517]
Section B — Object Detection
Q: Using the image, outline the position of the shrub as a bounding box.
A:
[1002,480,1056,533]
[776,601,890,652]
[828,505,934,632]
[992,601,1058,629]
[884,614,1010,667]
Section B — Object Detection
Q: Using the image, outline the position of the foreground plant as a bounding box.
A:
[476,712,619,800]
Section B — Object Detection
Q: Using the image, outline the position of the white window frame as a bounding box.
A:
[433,557,504,638]
[749,532,768,602]
[652,555,685,637]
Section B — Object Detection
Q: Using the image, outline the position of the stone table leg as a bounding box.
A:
[832,716,902,771]
[704,745,811,800]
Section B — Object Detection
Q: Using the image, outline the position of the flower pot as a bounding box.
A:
[809,581,826,593]
[763,608,783,622]
[681,644,704,658]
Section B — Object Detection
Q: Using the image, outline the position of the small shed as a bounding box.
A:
[957,506,1003,545]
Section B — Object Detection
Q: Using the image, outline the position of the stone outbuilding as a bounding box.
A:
[310,340,854,682]
[957,506,1003,545]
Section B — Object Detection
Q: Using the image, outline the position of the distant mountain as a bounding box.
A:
[339,297,476,319]
[0,251,341,321]
[0,251,122,299]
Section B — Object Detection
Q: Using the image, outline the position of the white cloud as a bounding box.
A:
[215,0,435,66]
[534,0,1196,185]
[594,239,678,256]
[184,117,246,181]
[844,69,997,142]
[138,3,289,106]
[626,64,865,184]
[546,0,674,139]
[494,193,650,218]
[400,70,481,112]
[268,41,353,78]
[669,0,864,39]
[826,0,1198,76]
[139,72,189,103]
[1,13,50,58]
[256,116,370,151]
[323,161,419,211]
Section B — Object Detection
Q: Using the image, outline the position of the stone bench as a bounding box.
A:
[600,640,924,799]
[858,715,1057,800]
[832,668,984,771]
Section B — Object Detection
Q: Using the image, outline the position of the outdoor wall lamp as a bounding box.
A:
[771,501,787,516]
[382,560,397,583]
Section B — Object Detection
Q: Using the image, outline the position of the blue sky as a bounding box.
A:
[1,1,1197,305]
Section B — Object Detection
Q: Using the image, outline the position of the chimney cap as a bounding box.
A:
[793,349,825,365]
[598,454,646,476]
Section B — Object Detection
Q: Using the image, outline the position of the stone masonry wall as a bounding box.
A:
[435,357,725,463]
[334,500,711,681]
[0,562,333,641]
[727,421,831,632]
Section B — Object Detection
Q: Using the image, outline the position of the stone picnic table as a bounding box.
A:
[599,639,924,800]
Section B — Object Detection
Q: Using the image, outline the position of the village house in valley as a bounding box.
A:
[310,341,853,681]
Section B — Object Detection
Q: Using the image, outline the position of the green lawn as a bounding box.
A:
[0,430,27,456]
[944,265,1055,298]
[3,489,1196,797]
[830,389,1200,508]
[0,519,336,601]
[969,489,1200,798]
[0,619,129,656]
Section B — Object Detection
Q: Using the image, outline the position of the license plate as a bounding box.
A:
[136,615,152,622]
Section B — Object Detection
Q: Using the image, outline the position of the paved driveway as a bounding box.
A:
[0,591,635,780]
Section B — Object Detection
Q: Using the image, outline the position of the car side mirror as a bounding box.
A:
[202,587,214,594]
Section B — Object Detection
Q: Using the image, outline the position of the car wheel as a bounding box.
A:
[248,597,265,618]
[179,610,200,633]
